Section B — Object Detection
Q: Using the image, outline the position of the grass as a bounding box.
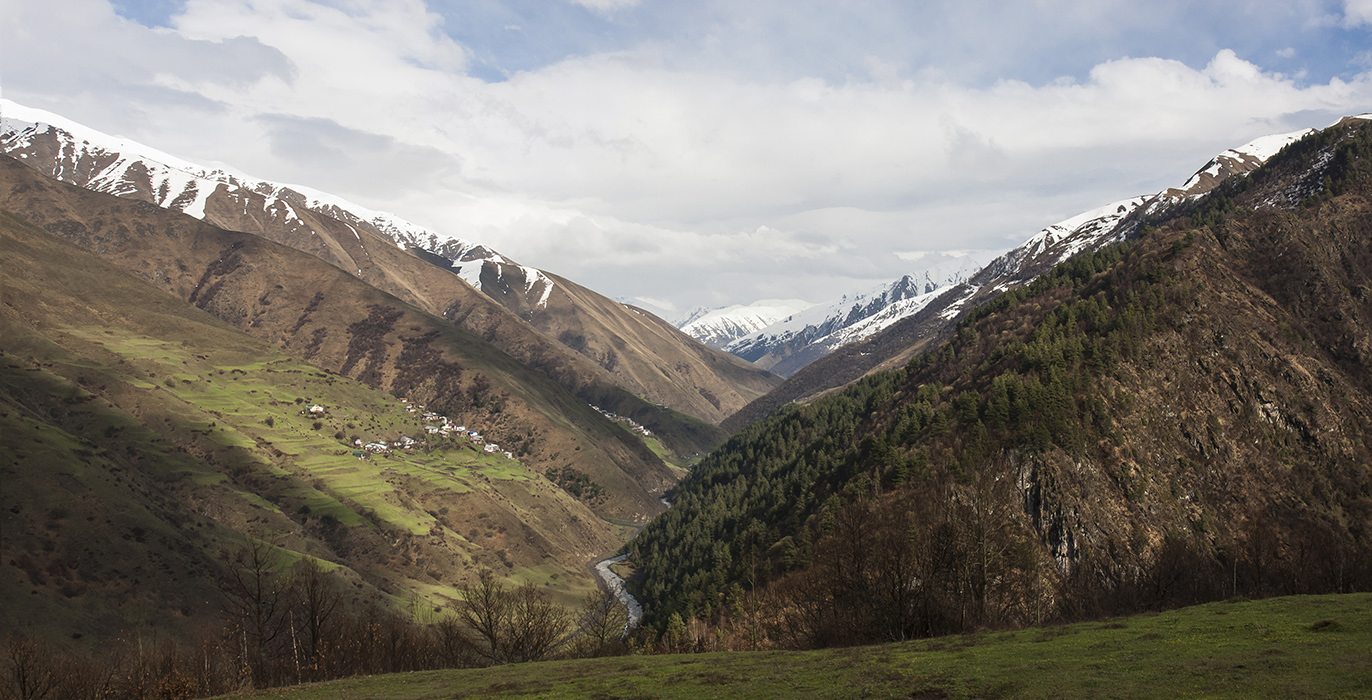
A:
[220,593,1372,700]
[0,212,627,639]
[56,323,568,538]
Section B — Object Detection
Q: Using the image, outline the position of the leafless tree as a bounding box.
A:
[218,536,296,683]
[570,589,628,658]
[2,635,60,700]
[453,571,570,664]
[288,558,341,674]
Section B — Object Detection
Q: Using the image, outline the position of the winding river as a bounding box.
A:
[594,553,643,633]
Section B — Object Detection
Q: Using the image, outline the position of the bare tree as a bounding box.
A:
[570,589,628,658]
[454,571,510,664]
[218,536,296,682]
[952,455,1030,628]
[2,635,60,700]
[505,581,571,662]
[288,558,341,674]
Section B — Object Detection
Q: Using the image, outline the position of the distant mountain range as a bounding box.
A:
[722,124,1316,430]
[676,299,816,350]
[714,255,993,377]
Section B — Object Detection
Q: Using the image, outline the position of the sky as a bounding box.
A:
[3,0,1372,320]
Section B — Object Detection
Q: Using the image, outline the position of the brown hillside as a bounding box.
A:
[2,123,775,427]
[629,119,1372,639]
[0,208,635,646]
[0,156,676,522]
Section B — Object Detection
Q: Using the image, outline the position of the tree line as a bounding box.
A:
[2,537,632,699]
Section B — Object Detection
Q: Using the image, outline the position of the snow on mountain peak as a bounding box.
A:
[722,254,992,373]
[1175,127,1313,196]
[677,299,817,349]
[0,98,555,303]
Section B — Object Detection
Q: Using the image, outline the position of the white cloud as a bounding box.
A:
[569,0,640,16]
[5,1,1372,312]
[1345,0,1372,26]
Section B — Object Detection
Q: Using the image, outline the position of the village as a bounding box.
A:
[297,398,652,469]
[587,404,653,438]
[300,399,518,462]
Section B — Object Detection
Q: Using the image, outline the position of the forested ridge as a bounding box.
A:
[627,118,1372,648]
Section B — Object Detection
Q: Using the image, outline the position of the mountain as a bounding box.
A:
[721,125,1315,431]
[723,256,992,377]
[628,115,1372,642]
[0,100,781,425]
[0,196,635,644]
[0,153,695,522]
[676,299,816,349]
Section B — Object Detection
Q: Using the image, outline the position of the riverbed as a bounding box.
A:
[593,553,643,633]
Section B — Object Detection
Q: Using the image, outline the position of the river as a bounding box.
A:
[593,553,643,633]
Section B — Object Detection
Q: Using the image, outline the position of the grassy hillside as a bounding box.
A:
[0,208,623,645]
[0,155,685,522]
[211,593,1372,699]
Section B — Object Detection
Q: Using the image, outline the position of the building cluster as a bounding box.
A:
[325,399,521,462]
[401,399,515,459]
[588,404,653,437]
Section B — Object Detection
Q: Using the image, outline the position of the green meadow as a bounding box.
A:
[221,593,1371,700]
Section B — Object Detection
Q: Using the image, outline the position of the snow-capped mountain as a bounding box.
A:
[0,99,782,425]
[724,122,1322,425]
[0,99,555,307]
[718,127,1316,379]
[723,123,1322,429]
[677,299,816,349]
[725,255,992,376]
[965,127,1313,296]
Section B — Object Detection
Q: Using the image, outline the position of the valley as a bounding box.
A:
[2,97,1371,699]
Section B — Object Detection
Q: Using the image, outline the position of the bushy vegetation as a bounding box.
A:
[0,541,632,698]
[545,466,606,503]
[32,593,1362,700]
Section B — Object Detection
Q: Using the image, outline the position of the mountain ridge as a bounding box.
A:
[629,115,1372,640]
[721,254,992,377]
[721,123,1320,431]
[676,299,817,349]
[0,99,781,426]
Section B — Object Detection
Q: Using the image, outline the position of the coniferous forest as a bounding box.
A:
[628,120,1372,649]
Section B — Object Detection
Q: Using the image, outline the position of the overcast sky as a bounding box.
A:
[4,1,1372,319]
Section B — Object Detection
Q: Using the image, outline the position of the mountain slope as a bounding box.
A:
[722,126,1316,431]
[629,116,1372,640]
[0,100,780,425]
[0,120,730,458]
[0,155,686,523]
[0,207,633,645]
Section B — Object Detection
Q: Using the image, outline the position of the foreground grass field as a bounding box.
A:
[223,592,1370,699]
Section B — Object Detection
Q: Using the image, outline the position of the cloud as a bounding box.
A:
[0,0,291,119]
[249,113,464,198]
[1345,0,1372,26]
[569,0,640,15]
[5,1,1372,313]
